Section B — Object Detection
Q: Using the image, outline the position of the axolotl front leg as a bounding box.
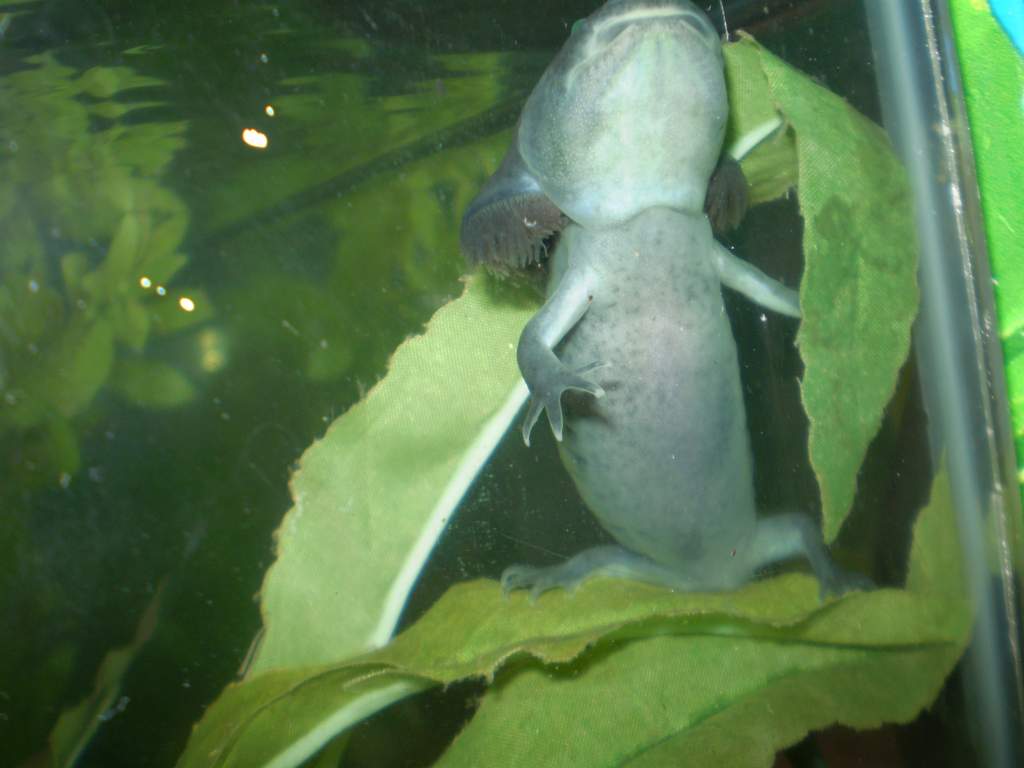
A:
[517,253,606,446]
[714,242,801,319]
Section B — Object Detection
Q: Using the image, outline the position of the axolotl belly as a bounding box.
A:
[552,209,757,589]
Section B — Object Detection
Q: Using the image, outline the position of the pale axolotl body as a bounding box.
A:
[462,0,864,597]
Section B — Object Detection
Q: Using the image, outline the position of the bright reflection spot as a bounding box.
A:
[139,276,152,289]
[156,286,167,296]
[179,296,196,312]
[264,104,275,117]
[242,128,269,149]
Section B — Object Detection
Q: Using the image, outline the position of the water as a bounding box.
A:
[0,1,1019,766]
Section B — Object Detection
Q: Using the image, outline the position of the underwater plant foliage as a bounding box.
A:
[0,50,197,485]
[2,2,553,763]
[176,38,946,768]
[178,455,967,767]
[0,33,208,763]
[47,585,166,768]
[731,38,919,545]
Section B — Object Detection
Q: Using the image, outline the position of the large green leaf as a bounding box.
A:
[247,275,536,673]
[746,38,918,543]
[724,38,919,542]
[178,461,967,768]
[439,641,959,768]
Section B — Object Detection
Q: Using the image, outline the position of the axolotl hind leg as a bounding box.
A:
[741,512,874,597]
[501,517,872,601]
[501,545,711,602]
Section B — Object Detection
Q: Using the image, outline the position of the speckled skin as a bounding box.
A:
[552,209,757,588]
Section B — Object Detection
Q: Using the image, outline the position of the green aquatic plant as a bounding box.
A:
[178,432,965,767]
[47,584,166,768]
[175,37,951,768]
[0,51,205,485]
[740,39,919,544]
[0,43,218,765]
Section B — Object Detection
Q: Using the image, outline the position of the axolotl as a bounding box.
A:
[461,0,865,598]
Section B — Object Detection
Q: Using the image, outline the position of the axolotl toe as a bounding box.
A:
[462,0,869,600]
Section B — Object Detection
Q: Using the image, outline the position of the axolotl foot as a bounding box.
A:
[501,545,705,602]
[816,563,876,599]
[745,512,874,601]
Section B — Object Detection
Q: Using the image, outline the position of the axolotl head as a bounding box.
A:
[520,0,727,227]
[461,0,728,270]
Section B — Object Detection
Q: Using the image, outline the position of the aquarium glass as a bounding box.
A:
[0,1,1020,767]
